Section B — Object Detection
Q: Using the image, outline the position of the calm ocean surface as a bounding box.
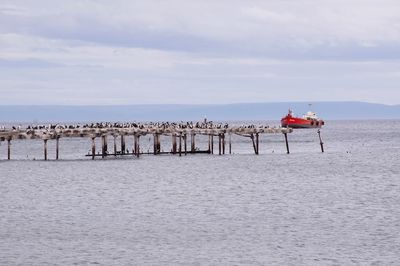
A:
[1,120,400,265]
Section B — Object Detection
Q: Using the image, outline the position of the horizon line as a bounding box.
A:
[0,101,399,107]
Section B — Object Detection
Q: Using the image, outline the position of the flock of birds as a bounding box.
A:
[1,121,275,132]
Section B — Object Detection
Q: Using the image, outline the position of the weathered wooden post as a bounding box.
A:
[113,135,117,156]
[222,133,225,154]
[250,134,257,154]
[184,133,187,155]
[208,134,211,154]
[255,133,259,155]
[101,135,106,158]
[191,132,195,153]
[157,133,161,154]
[136,135,140,158]
[153,133,161,155]
[133,134,137,156]
[7,138,11,160]
[211,135,214,154]
[229,133,232,154]
[91,137,96,160]
[179,134,182,157]
[153,134,157,155]
[284,133,290,154]
[172,134,177,154]
[317,130,324,153]
[133,135,136,155]
[218,134,222,155]
[44,139,48,160]
[104,136,108,154]
[56,136,60,160]
[121,135,125,155]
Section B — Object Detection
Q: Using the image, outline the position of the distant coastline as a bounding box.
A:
[0,102,399,123]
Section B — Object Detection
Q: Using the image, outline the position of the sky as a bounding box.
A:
[0,0,400,105]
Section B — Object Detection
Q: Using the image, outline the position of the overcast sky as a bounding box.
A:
[1,0,400,105]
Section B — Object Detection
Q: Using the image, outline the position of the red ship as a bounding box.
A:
[281,109,325,128]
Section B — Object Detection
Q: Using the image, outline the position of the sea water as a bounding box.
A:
[0,120,399,265]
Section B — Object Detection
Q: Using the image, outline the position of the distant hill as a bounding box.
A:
[0,102,399,123]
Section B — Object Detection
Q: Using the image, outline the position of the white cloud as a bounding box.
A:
[0,0,400,105]
[2,0,400,49]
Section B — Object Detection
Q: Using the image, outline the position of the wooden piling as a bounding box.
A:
[153,133,161,155]
[179,134,182,157]
[318,130,324,153]
[132,135,135,155]
[208,135,211,154]
[218,134,222,155]
[255,133,259,155]
[211,135,214,154]
[229,133,232,154]
[191,132,195,153]
[121,135,125,155]
[184,134,187,155]
[157,134,161,154]
[113,135,117,156]
[136,135,140,158]
[101,135,106,158]
[56,136,60,160]
[153,134,157,155]
[104,136,108,154]
[222,133,225,154]
[284,133,290,154]
[251,134,257,154]
[44,139,48,160]
[172,134,177,154]
[133,135,137,156]
[91,137,95,160]
[132,135,135,157]
[7,138,11,160]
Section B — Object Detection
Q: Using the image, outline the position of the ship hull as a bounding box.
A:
[281,117,324,128]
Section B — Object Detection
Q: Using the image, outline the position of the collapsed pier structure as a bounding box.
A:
[0,121,300,160]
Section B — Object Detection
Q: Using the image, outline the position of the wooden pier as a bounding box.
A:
[0,122,295,160]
